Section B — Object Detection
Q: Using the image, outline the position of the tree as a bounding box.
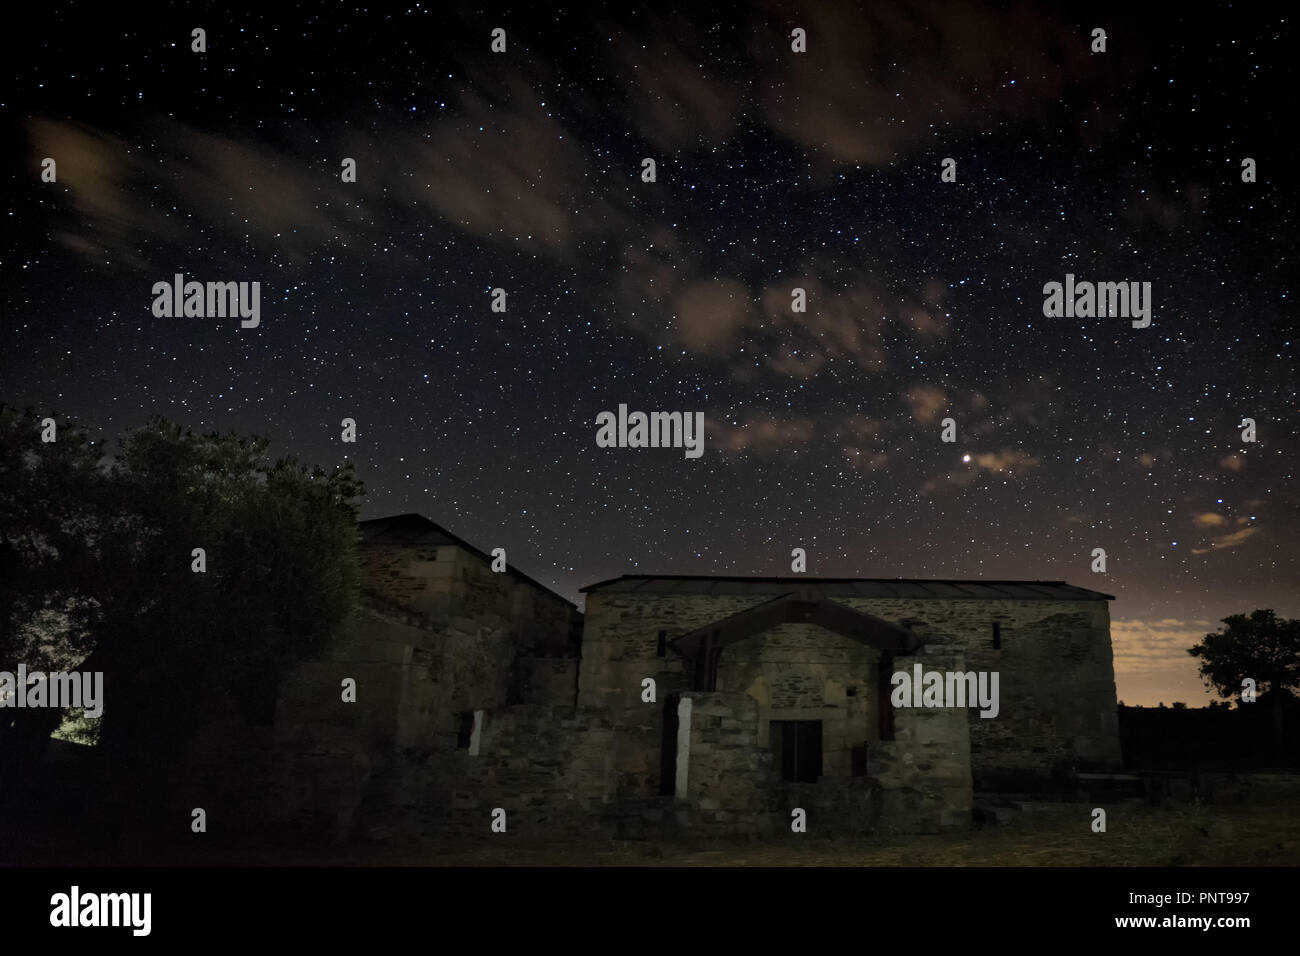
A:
[0,406,107,779]
[1188,609,1300,762]
[1,408,364,828]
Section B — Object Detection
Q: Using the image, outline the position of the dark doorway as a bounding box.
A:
[771,720,822,782]
[455,711,474,750]
[659,694,680,795]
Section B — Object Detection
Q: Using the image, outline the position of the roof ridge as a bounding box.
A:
[580,573,1114,600]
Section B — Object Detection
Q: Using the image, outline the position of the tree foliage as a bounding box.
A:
[1188,609,1300,761]
[1187,609,1300,701]
[1,405,364,804]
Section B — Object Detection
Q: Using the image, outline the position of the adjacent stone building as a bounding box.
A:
[178,514,1121,841]
[170,513,582,838]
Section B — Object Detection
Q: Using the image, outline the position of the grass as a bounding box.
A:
[12,798,1295,866]
[388,800,1300,867]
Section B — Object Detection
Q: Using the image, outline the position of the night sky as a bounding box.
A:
[3,3,1295,706]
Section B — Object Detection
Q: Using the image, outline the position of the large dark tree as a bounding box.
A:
[1,406,364,828]
[1188,609,1300,762]
[0,406,107,777]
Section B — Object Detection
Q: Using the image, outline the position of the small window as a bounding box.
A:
[877,658,896,741]
[992,621,1002,650]
[846,685,857,697]
[656,629,667,657]
[456,711,474,749]
[770,720,822,782]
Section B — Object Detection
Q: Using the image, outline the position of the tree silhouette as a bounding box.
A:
[1,407,364,829]
[1188,609,1300,762]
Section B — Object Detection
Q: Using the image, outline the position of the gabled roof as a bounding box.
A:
[674,593,925,657]
[359,513,577,608]
[580,574,1114,601]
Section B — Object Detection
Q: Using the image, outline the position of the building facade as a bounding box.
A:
[178,514,1121,840]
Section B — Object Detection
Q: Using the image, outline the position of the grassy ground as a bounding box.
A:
[9,799,1296,866]
[383,801,1300,867]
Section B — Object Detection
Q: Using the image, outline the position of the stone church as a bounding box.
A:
[177,513,1122,839]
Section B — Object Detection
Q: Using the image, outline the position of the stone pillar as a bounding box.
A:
[872,641,973,833]
[674,696,692,800]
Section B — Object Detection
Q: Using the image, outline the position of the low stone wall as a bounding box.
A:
[400,703,617,840]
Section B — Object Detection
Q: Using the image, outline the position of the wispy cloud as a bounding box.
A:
[710,410,891,463]
[1111,618,1211,676]
[751,0,1102,166]
[672,279,757,352]
[920,447,1041,494]
[711,413,818,455]
[904,385,948,426]
[29,64,625,268]
[1191,525,1259,555]
[607,13,745,149]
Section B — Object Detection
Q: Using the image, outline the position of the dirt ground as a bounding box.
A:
[11,799,1295,866]
[377,800,1300,867]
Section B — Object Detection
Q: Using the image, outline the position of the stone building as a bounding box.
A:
[176,514,1122,841]
[170,513,582,837]
[578,575,1121,837]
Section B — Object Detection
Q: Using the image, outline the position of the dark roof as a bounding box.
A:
[580,574,1114,601]
[673,593,925,660]
[358,513,576,608]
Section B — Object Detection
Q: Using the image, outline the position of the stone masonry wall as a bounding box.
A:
[577,593,759,800]
[359,542,578,659]
[718,623,880,780]
[673,664,970,836]
[872,642,973,832]
[580,591,1120,792]
[177,534,582,842]
[401,703,616,839]
[842,597,1120,786]
[674,691,779,835]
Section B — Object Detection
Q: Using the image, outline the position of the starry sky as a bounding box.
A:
[3,2,1295,706]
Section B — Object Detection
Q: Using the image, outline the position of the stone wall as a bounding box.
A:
[399,703,616,839]
[517,655,579,710]
[872,642,973,833]
[670,642,971,837]
[672,692,778,835]
[173,531,582,842]
[359,541,578,657]
[838,597,1121,786]
[714,622,881,780]
[579,591,1120,791]
[576,593,757,799]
